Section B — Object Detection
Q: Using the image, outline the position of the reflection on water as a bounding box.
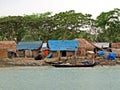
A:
[0,66,120,90]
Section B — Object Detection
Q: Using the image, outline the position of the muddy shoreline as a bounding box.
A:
[0,57,120,67]
[0,58,48,67]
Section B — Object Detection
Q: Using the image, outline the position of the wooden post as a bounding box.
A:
[75,50,77,59]
[57,50,61,61]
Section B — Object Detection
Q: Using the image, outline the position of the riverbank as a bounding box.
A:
[0,58,47,67]
[0,57,120,67]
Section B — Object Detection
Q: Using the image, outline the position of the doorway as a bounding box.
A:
[61,51,66,57]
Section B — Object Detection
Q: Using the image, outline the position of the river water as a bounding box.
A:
[0,66,120,90]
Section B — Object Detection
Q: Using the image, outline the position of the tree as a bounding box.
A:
[49,10,95,40]
[96,8,120,42]
[0,16,27,42]
[23,12,52,42]
[0,10,98,42]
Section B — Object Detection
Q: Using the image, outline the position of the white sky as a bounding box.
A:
[0,0,120,19]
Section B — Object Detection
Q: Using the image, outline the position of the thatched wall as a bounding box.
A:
[0,41,16,58]
[51,51,58,57]
[75,38,95,56]
[112,48,120,57]
[32,50,39,57]
[111,43,120,48]
[0,49,8,58]
[17,50,25,57]
[50,51,76,58]
[25,50,33,57]
[0,41,16,52]
[111,43,120,57]
[17,50,39,58]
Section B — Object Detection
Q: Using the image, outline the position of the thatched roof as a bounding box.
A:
[111,42,120,48]
[0,41,16,52]
[75,38,95,50]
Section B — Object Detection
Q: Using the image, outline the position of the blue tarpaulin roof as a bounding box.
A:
[48,40,78,51]
[17,41,42,50]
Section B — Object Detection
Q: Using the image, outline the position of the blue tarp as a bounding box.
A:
[46,53,52,58]
[48,40,78,51]
[106,52,116,61]
[98,50,105,56]
[17,41,42,50]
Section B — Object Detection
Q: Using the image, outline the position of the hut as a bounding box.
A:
[47,40,78,58]
[0,41,16,58]
[17,41,42,58]
[75,38,97,56]
[111,42,120,57]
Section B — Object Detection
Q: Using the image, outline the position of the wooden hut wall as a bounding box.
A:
[50,51,58,57]
[78,48,86,56]
[111,43,120,57]
[76,39,95,56]
[17,50,25,57]
[32,50,39,57]
[25,50,32,57]
[78,47,95,56]
[111,43,120,48]
[17,50,39,58]
[0,41,16,52]
[66,51,75,57]
[50,51,75,58]
[112,48,120,57]
[0,49,8,58]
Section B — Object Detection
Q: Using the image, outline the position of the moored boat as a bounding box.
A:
[51,60,96,67]
[51,63,96,67]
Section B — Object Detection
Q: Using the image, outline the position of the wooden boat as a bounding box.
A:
[51,63,96,67]
[45,60,63,64]
[51,61,96,67]
[47,52,96,67]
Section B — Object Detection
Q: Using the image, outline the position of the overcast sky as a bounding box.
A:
[0,0,120,19]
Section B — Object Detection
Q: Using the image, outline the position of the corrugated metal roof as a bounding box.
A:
[48,40,78,51]
[17,41,42,50]
[93,42,109,48]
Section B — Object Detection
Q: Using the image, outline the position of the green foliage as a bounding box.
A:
[1,9,120,43]
[0,16,27,42]
[96,8,120,42]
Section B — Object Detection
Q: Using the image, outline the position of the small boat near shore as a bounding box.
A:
[48,60,96,67]
[45,61,63,64]
[51,63,96,67]
[45,51,96,67]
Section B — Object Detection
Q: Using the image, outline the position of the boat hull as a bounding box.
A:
[51,63,96,67]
